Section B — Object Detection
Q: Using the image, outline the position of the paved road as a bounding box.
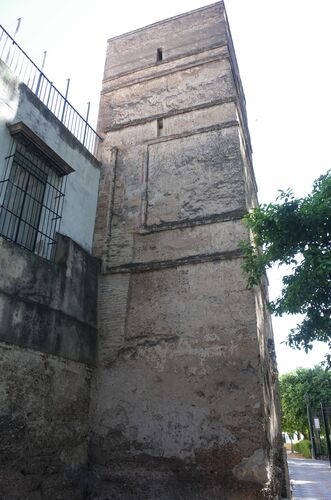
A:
[288,457,331,499]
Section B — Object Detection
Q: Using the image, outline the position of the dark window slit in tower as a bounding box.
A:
[157,118,164,137]
[156,48,163,63]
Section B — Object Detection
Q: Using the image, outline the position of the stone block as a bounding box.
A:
[145,126,245,227]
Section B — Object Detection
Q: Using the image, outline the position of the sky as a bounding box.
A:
[1,0,330,373]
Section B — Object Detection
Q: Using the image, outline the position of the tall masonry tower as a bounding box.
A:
[91,2,288,498]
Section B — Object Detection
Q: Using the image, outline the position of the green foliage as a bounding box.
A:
[241,171,331,356]
[293,440,311,458]
[279,367,331,436]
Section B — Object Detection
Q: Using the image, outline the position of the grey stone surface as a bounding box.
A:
[0,234,99,364]
[0,235,99,499]
[91,1,287,498]
[0,343,92,500]
[133,219,248,264]
[232,448,268,485]
[103,2,227,80]
[100,56,235,130]
[145,126,245,227]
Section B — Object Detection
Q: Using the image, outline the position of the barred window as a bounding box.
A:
[0,124,71,260]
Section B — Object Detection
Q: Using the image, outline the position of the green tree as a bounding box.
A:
[241,171,331,361]
[280,367,331,437]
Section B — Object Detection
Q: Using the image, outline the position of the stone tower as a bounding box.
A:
[91,2,286,498]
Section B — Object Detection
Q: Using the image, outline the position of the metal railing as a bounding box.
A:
[0,24,102,156]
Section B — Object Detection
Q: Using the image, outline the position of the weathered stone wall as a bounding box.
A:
[0,344,92,499]
[0,234,99,364]
[0,234,99,499]
[91,2,286,499]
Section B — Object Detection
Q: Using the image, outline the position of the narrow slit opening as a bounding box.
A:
[157,118,164,137]
[156,48,163,63]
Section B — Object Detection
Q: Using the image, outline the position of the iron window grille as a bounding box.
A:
[0,141,67,260]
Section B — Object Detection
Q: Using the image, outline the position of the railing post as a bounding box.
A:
[5,18,21,65]
[35,50,47,97]
[13,18,21,39]
[82,101,90,146]
[321,402,331,466]
[305,395,317,459]
[46,82,53,107]
[61,78,70,123]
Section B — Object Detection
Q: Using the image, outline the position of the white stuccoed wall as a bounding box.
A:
[0,60,100,253]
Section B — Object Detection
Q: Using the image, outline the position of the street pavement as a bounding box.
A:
[288,457,331,499]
